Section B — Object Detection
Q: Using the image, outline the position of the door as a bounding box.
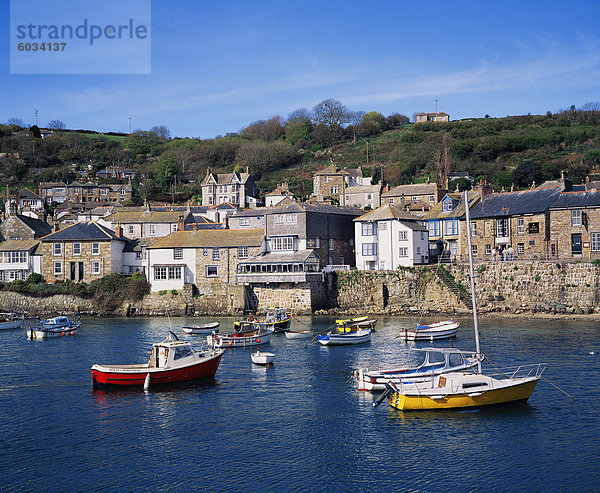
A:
[571,234,582,256]
[78,262,84,281]
[70,262,76,281]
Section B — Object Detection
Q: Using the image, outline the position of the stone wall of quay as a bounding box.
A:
[448,261,600,314]
[246,281,326,315]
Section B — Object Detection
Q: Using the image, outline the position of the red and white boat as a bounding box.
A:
[90,333,224,388]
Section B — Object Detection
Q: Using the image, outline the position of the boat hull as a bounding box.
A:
[389,378,539,410]
[251,352,275,365]
[285,330,313,339]
[208,331,273,348]
[91,351,223,387]
[27,327,78,339]
[182,324,220,335]
[402,321,459,341]
[318,328,371,346]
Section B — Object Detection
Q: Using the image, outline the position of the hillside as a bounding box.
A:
[1,105,599,205]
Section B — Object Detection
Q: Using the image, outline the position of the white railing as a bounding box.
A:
[322,265,350,273]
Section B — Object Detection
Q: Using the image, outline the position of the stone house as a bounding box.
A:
[463,186,562,260]
[100,209,195,239]
[146,229,264,292]
[97,183,133,203]
[229,207,268,230]
[311,163,371,203]
[381,182,445,212]
[415,111,450,123]
[548,190,600,258]
[38,221,127,282]
[264,202,363,268]
[354,204,429,270]
[342,184,382,209]
[1,210,52,242]
[39,182,68,204]
[423,191,479,261]
[201,169,256,207]
[17,188,45,214]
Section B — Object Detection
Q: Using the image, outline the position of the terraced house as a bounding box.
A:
[201,169,256,207]
[146,229,264,292]
[39,222,127,282]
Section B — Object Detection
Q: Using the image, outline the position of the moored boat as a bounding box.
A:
[234,307,291,333]
[318,327,371,346]
[401,319,459,341]
[27,315,81,339]
[335,315,368,326]
[182,321,220,335]
[90,332,224,388]
[40,315,81,330]
[356,347,483,391]
[208,321,274,348]
[0,312,25,330]
[375,191,547,411]
[285,330,313,339]
[251,351,275,365]
[338,318,377,332]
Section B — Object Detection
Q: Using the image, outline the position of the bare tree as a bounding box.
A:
[150,125,171,140]
[349,110,366,144]
[47,120,66,130]
[434,133,453,187]
[6,117,25,128]
[311,98,350,145]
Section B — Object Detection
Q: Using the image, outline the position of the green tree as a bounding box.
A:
[513,161,542,188]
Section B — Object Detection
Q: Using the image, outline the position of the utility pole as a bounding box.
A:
[435,99,438,114]
[128,117,132,134]
[35,110,38,126]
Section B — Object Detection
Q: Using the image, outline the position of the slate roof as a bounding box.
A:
[354,204,422,222]
[0,239,40,251]
[104,210,193,224]
[201,171,252,186]
[549,190,600,209]
[382,182,439,197]
[423,191,480,220]
[40,221,125,242]
[19,188,42,200]
[469,187,561,219]
[343,184,381,195]
[239,250,319,263]
[123,237,158,253]
[314,167,362,180]
[15,214,52,237]
[148,229,264,249]
[266,202,364,217]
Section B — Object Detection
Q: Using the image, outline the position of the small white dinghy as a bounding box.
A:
[251,351,275,365]
[285,330,313,340]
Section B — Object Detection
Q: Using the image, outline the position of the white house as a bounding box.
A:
[0,240,42,281]
[354,204,429,270]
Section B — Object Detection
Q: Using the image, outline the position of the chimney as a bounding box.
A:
[560,170,572,192]
[54,222,60,232]
[281,182,289,192]
[116,224,123,238]
[177,215,185,232]
[475,179,492,199]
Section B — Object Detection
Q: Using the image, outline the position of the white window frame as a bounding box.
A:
[517,218,524,234]
[173,248,183,260]
[272,237,295,251]
[154,266,167,280]
[398,230,408,241]
[238,246,249,259]
[54,261,62,275]
[92,261,100,275]
[212,248,220,260]
[53,243,62,256]
[362,223,375,236]
[399,247,408,257]
[240,217,250,226]
[362,243,377,256]
[149,224,156,236]
[73,243,81,256]
[128,225,135,235]
[572,209,582,227]
[92,243,100,255]
[206,265,218,278]
[168,267,182,279]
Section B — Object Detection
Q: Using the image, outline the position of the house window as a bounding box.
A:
[412,196,418,202]
[203,248,209,256]
[428,221,440,237]
[92,261,100,274]
[168,267,181,279]
[174,248,183,260]
[72,243,81,256]
[149,224,156,236]
[471,222,477,237]
[120,189,126,196]
[54,262,62,275]
[472,245,478,255]
[398,231,408,241]
[592,233,600,252]
[571,210,582,227]
[53,243,62,256]
[517,243,525,254]
[528,222,539,234]
[238,246,249,259]
[362,243,377,256]
[442,200,452,212]
[399,247,408,257]
[389,198,394,204]
[429,195,435,202]
[379,222,387,231]
[206,265,218,278]
[330,187,338,194]
[272,237,295,251]
[485,244,491,255]
[102,189,108,195]
[172,223,178,232]
[444,220,458,236]
[416,246,421,254]
[367,194,372,200]
[92,243,100,255]
[135,252,142,260]
[274,214,297,224]
[517,218,524,234]
[496,218,509,237]
[329,239,335,251]
[362,223,375,236]
[128,225,134,235]
[154,267,167,280]
[240,217,250,226]
[212,248,220,260]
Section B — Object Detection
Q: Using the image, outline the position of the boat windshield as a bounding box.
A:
[173,345,193,360]
[448,352,465,368]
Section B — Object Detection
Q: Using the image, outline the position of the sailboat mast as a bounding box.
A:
[463,190,482,372]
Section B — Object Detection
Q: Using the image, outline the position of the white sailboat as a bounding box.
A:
[375,190,546,411]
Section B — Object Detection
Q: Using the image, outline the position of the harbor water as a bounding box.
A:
[1,316,599,492]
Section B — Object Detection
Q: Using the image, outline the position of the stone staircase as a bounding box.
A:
[435,268,473,308]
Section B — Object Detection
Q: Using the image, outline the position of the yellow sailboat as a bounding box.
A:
[376,190,547,411]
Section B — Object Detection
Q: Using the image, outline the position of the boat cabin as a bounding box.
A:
[265,307,289,323]
[147,341,197,368]
[414,347,480,373]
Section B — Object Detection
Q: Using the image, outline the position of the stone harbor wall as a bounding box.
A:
[449,261,600,314]
[2,262,600,317]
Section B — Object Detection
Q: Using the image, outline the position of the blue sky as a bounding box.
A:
[1,0,599,138]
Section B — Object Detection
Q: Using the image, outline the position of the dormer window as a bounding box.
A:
[442,198,453,212]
